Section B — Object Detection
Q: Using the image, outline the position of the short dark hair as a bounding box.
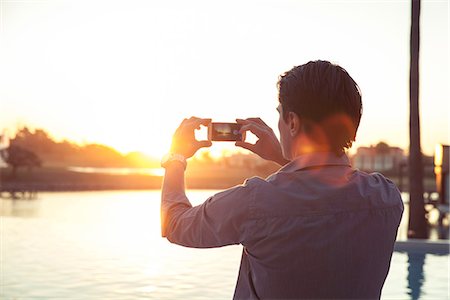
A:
[277,60,362,155]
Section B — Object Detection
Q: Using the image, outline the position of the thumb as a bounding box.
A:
[197,140,212,149]
[235,141,255,152]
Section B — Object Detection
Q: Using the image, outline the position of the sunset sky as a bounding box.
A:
[1,0,448,158]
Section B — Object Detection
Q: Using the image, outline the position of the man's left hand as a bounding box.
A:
[170,117,212,159]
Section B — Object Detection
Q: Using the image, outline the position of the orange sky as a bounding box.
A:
[1,0,448,158]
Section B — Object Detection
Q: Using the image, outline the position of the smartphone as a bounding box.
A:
[208,122,243,141]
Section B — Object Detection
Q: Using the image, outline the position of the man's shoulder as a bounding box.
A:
[355,169,399,190]
[243,176,269,187]
[351,170,404,207]
[260,167,403,208]
[238,168,404,204]
[209,176,267,202]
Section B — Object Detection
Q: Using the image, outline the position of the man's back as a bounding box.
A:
[162,153,404,299]
[233,153,403,299]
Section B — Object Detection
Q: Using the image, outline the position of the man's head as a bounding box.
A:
[277,60,362,159]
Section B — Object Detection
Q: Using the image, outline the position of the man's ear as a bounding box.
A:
[288,112,301,137]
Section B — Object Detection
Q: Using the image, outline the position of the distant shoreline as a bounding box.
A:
[0,166,257,193]
[0,166,437,194]
[0,178,246,192]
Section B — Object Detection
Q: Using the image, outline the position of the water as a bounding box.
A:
[67,167,165,177]
[1,191,449,299]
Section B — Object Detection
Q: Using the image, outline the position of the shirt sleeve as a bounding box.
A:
[161,180,256,248]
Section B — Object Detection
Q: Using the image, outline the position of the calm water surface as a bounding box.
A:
[1,191,448,299]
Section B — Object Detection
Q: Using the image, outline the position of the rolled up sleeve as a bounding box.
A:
[161,181,256,248]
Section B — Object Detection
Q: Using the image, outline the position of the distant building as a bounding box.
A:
[0,133,8,150]
[0,133,9,167]
[351,142,405,174]
[434,144,449,206]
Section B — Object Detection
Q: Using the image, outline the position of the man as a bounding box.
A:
[160,60,403,299]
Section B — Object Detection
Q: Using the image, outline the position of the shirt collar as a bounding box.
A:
[279,152,351,173]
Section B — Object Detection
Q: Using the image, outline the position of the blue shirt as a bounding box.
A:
[161,152,404,299]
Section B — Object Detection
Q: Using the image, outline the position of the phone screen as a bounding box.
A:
[208,123,243,141]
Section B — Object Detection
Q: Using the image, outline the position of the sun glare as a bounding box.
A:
[1,0,448,157]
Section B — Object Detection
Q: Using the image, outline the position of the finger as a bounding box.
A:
[199,118,212,126]
[239,123,268,138]
[189,116,211,123]
[236,118,266,126]
[235,141,255,152]
[185,117,212,129]
[197,140,212,148]
[247,117,269,127]
[247,118,276,135]
[236,118,257,126]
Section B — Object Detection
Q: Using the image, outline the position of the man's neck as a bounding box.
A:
[291,143,332,159]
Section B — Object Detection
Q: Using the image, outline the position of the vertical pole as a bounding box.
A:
[408,0,427,239]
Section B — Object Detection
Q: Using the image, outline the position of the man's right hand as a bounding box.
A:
[170,117,212,159]
[235,118,290,166]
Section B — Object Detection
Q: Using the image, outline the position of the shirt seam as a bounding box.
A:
[242,181,258,245]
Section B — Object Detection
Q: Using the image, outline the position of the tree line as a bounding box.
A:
[1,127,159,170]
